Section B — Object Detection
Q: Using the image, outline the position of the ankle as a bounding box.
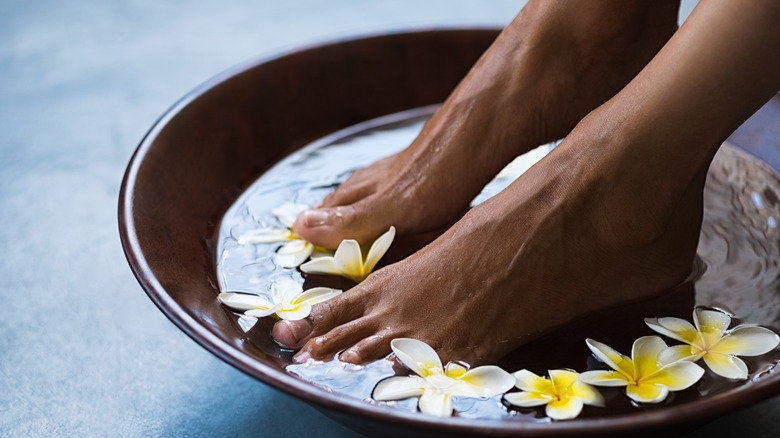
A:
[558,106,708,255]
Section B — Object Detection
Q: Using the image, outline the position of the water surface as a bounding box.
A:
[216,107,780,420]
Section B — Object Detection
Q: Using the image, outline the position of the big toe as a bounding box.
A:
[294,201,394,249]
[272,319,312,349]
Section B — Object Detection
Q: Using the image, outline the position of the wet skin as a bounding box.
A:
[273,0,780,365]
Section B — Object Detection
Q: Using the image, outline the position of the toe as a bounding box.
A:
[315,156,394,212]
[273,289,368,351]
[294,198,395,249]
[319,173,376,208]
[296,317,377,362]
[272,319,312,349]
[339,328,394,364]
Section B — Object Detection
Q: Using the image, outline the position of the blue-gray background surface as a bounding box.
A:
[1,0,777,436]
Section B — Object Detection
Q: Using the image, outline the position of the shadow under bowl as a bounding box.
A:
[119,28,780,437]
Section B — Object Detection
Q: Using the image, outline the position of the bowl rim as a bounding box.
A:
[118,27,780,436]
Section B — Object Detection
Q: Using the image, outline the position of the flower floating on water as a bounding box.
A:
[495,145,551,180]
[580,336,704,404]
[372,338,515,417]
[504,369,604,420]
[237,203,321,268]
[300,226,396,283]
[218,278,341,320]
[645,308,780,380]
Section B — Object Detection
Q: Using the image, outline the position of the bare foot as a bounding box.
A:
[273,0,780,365]
[293,0,680,249]
[275,102,707,365]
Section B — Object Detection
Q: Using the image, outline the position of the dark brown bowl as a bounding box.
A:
[119,29,780,437]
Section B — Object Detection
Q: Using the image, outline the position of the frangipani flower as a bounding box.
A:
[218,278,341,320]
[580,336,704,404]
[372,338,515,417]
[238,203,319,268]
[300,226,395,283]
[645,308,780,379]
[495,145,550,180]
[504,369,604,420]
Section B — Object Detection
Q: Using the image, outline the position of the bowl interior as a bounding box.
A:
[119,29,780,437]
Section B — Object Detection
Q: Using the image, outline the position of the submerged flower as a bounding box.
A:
[372,338,515,417]
[645,308,780,379]
[300,226,395,283]
[238,203,319,268]
[504,369,604,420]
[580,336,704,404]
[218,277,341,320]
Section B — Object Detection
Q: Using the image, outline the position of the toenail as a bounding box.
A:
[286,319,312,344]
[340,349,358,363]
[293,351,311,363]
[303,209,331,227]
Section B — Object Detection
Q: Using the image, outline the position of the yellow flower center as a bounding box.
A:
[419,363,443,378]
[281,302,302,312]
[691,331,719,355]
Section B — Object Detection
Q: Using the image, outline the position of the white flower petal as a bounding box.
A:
[570,381,605,407]
[632,336,668,379]
[277,239,310,255]
[703,352,749,380]
[334,239,365,281]
[644,360,704,391]
[245,304,282,318]
[694,309,732,337]
[276,241,314,268]
[548,369,578,393]
[271,278,302,302]
[444,362,468,378]
[586,339,633,377]
[277,301,312,320]
[626,383,669,404]
[714,326,780,356]
[546,397,584,421]
[237,228,292,244]
[275,251,310,269]
[391,338,443,377]
[294,287,342,305]
[645,316,698,344]
[300,256,341,276]
[373,376,427,401]
[513,369,551,393]
[218,292,275,312]
[423,373,460,392]
[454,365,515,397]
[504,391,551,407]
[496,149,547,180]
[418,390,453,417]
[579,370,628,387]
[657,344,700,365]
[271,203,308,228]
[363,226,395,274]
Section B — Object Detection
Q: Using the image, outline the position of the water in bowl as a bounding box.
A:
[216,106,780,420]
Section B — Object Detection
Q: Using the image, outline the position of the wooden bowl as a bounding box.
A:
[119,29,780,437]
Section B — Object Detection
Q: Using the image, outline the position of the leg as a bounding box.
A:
[294,0,680,249]
[278,0,780,365]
